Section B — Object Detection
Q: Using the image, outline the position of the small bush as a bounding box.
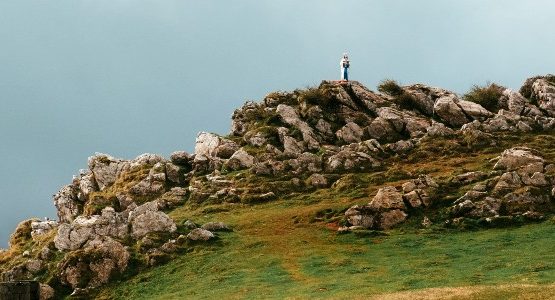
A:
[394,93,419,111]
[463,83,505,112]
[377,79,422,112]
[298,87,332,106]
[378,79,404,97]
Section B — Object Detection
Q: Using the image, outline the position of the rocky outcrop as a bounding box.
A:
[529,76,555,116]
[3,75,555,298]
[58,237,130,290]
[195,132,239,159]
[433,95,492,127]
[449,147,554,222]
[54,201,176,251]
[342,175,438,231]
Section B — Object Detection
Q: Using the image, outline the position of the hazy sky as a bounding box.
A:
[1,0,554,247]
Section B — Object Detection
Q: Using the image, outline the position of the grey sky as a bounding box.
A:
[1,0,554,247]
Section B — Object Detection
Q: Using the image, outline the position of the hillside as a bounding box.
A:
[1,75,555,299]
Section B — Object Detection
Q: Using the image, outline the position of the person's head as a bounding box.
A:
[343,52,348,58]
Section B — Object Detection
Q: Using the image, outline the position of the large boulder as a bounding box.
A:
[336,122,365,144]
[88,153,129,191]
[129,162,167,196]
[493,147,544,171]
[58,237,130,290]
[368,186,406,211]
[128,201,177,239]
[53,184,81,223]
[433,95,470,127]
[224,148,255,171]
[457,100,494,121]
[187,228,215,241]
[499,89,543,117]
[30,219,58,240]
[276,104,320,150]
[195,132,239,159]
[530,76,555,116]
[54,207,129,251]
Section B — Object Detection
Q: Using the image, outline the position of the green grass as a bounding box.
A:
[92,132,555,299]
[97,193,555,300]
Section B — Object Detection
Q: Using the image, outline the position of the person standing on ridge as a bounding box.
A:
[340,53,350,81]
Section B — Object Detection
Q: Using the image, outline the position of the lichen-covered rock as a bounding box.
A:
[53,184,81,223]
[87,153,129,191]
[58,237,130,290]
[187,228,215,241]
[326,141,382,173]
[201,222,230,232]
[170,150,192,166]
[276,104,320,150]
[493,147,544,171]
[30,219,58,240]
[157,187,188,210]
[224,148,255,171]
[40,283,55,300]
[54,207,129,251]
[433,95,470,127]
[129,202,177,239]
[530,76,555,116]
[369,187,406,211]
[130,162,167,196]
[379,209,408,229]
[426,121,455,137]
[336,122,365,144]
[195,132,239,159]
[344,205,375,228]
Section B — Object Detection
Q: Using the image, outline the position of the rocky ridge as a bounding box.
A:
[1,75,554,298]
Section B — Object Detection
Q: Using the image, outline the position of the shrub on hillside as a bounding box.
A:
[378,79,421,111]
[377,79,404,97]
[463,83,505,112]
[298,87,332,106]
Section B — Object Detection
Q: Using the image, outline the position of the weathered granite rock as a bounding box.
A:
[493,147,544,171]
[53,184,81,223]
[336,122,365,144]
[129,202,177,239]
[201,222,230,232]
[531,77,555,116]
[369,187,406,211]
[170,150,192,166]
[195,132,239,159]
[58,237,130,290]
[344,205,375,228]
[187,228,215,241]
[224,148,255,171]
[54,207,129,251]
[379,209,408,229]
[30,219,58,240]
[130,162,167,196]
[433,95,470,127]
[426,121,455,137]
[276,104,320,150]
[88,153,129,191]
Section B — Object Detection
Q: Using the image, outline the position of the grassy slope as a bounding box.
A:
[96,133,555,299]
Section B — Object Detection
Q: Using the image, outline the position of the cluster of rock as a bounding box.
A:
[341,175,438,231]
[449,147,554,224]
[1,74,555,297]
